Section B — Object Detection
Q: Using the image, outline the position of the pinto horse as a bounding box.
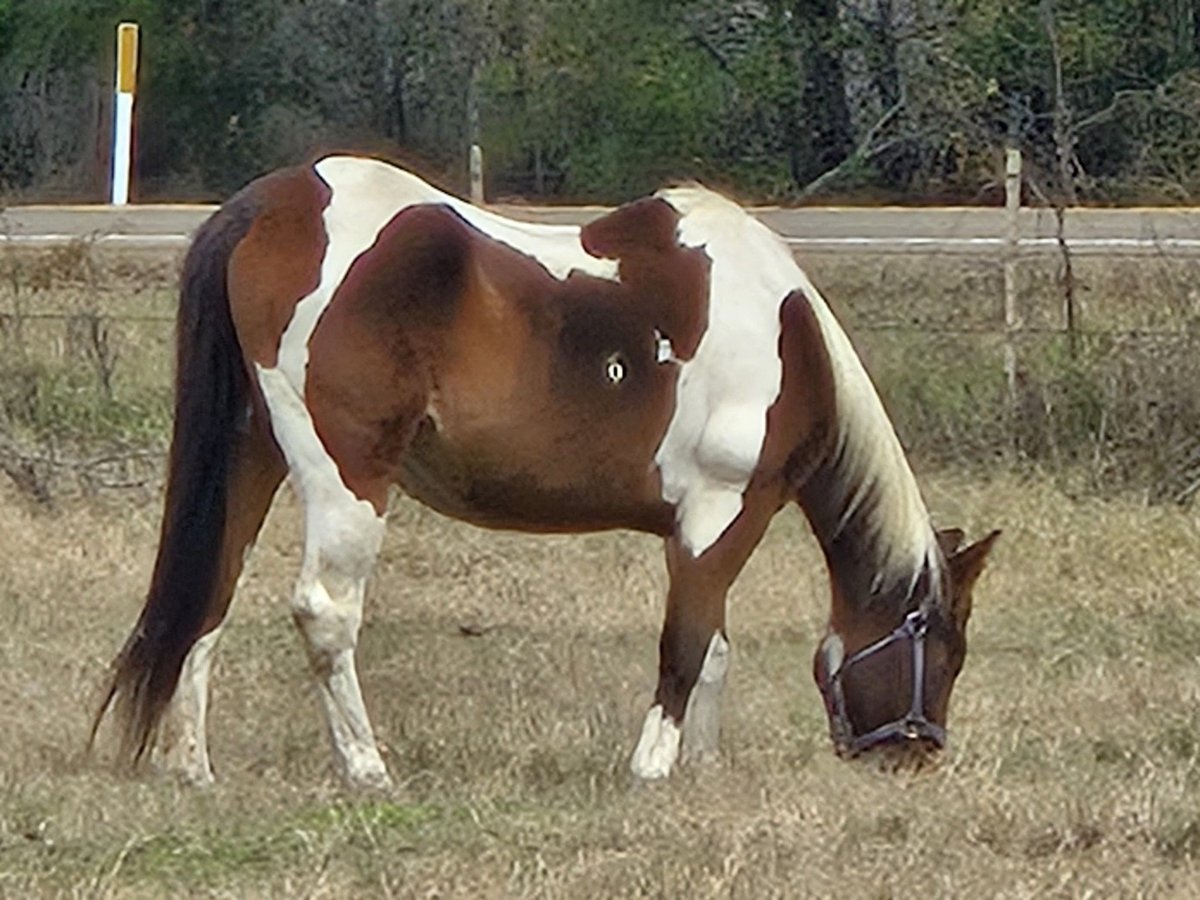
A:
[92,156,999,788]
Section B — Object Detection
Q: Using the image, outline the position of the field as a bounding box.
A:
[4,472,1200,897]
[3,247,1200,897]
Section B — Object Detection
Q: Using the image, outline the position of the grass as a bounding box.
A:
[3,471,1200,897]
[0,246,175,500]
[4,243,1200,896]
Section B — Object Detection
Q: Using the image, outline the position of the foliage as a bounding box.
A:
[4,0,1200,202]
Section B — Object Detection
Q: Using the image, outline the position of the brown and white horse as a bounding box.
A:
[92,156,999,788]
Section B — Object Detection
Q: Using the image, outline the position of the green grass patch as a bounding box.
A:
[2,798,445,891]
[121,800,440,881]
[0,359,170,444]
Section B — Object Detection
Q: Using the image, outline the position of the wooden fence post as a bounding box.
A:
[470,144,484,204]
[1003,147,1022,402]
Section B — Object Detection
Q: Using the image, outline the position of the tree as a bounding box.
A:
[5,0,1200,203]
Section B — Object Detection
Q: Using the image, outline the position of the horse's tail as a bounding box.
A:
[91,195,259,765]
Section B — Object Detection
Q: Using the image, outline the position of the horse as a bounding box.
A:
[91,155,999,788]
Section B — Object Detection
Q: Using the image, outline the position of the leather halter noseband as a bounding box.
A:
[820,606,947,757]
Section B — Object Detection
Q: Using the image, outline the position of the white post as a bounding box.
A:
[469,144,484,204]
[1003,147,1022,402]
[111,23,139,205]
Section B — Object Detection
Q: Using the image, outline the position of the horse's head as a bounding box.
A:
[813,527,1000,767]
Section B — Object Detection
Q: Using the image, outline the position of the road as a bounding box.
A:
[6,203,1200,256]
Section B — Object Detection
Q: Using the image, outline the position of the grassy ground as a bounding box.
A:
[3,244,1200,896]
[2,470,1200,898]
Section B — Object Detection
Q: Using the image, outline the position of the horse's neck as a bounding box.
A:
[793,283,940,614]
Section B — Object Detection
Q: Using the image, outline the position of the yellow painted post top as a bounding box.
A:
[117,23,139,94]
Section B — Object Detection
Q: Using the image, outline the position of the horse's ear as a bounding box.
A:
[581,197,679,259]
[947,529,1001,624]
[935,527,965,557]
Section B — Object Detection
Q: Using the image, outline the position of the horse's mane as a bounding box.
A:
[796,267,941,603]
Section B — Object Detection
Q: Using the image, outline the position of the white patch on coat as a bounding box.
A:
[653,185,937,582]
[630,705,681,780]
[256,367,384,558]
[820,632,845,678]
[605,353,626,384]
[654,330,676,363]
[652,187,793,555]
[158,625,223,786]
[256,364,390,788]
[314,155,616,283]
[681,631,730,762]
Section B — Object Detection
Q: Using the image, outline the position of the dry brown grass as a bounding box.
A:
[4,243,1200,896]
[3,467,1200,898]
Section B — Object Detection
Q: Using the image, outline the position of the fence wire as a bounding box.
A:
[3,243,1200,504]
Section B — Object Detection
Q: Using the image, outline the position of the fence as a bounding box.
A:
[4,181,1200,504]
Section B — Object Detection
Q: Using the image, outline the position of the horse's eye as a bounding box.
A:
[605,353,626,385]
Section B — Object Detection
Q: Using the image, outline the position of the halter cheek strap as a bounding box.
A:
[821,608,947,756]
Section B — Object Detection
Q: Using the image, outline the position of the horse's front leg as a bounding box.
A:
[631,489,779,780]
[629,551,728,780]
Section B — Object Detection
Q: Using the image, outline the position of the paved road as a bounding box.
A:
[6,203,1200,256]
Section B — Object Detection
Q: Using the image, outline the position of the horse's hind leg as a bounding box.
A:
[631,488,779,780]
[290,488,389,789]
[158,407,285,784]
[253,367,393,788]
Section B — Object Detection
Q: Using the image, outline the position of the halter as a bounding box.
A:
[819,605,947,757]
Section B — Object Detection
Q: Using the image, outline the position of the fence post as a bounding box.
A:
[469,144,484,204]
[110,23,139,205]
[1003,147,1022,402]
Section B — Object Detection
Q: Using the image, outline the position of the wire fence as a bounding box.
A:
[4,310,1198,340]
[3,241,1200,505]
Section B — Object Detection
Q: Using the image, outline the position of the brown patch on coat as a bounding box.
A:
[304,204,694,532]
[403,237,678,534]
[227,165,331,368]
[581,198,709,360]
[770,291,913,639]
[762,290,839,486]
[303,204,471,513]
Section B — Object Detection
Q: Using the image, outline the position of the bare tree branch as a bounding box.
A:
[798,99,904,198]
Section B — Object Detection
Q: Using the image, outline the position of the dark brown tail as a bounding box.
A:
[91,193,260,764]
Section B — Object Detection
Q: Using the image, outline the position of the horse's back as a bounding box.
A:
[216,156,674,532]
[223,155,613,374]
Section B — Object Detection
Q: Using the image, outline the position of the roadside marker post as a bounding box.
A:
[111,22,139,205]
